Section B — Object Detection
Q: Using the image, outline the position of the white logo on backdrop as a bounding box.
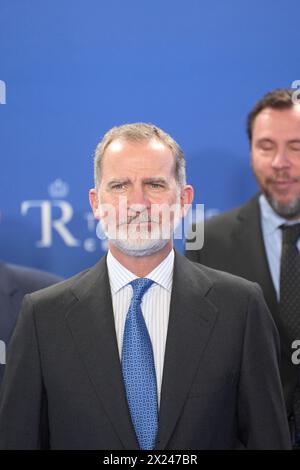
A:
[21,179,106,252]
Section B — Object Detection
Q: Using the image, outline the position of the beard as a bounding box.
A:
[110,233,169,257]
[99,198,182,257]
[262,173,300,218]
[265,193,300,219]
[252,167,300,219]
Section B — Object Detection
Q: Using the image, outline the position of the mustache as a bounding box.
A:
[266,174,300,184]
[118,212,160,225]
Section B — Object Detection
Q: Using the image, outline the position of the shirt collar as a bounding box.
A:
[259,193,300,235]
[106,249,174,294]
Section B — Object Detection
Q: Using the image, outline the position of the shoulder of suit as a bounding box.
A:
[3,263,62,293]
[180,253,256,291]
[202,194,260,231]
[205,206,241,227]
[186,255,260,295]
[25,268,89,301]
[23,257,106,308]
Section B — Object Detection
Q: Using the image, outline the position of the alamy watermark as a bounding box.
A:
[94,197,204,250]
[0,340,6,365]
[291,80,300,105]
[291,340,300,365]
[0,80,6,104]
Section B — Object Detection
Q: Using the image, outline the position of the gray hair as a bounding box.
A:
[94,123,186,189]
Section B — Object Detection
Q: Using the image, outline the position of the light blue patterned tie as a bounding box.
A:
[121,278,158,450]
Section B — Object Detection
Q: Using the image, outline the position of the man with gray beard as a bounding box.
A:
[0,123,290,450]
[186,88,300,448]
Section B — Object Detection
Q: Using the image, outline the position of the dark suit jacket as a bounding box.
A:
[0,263,62,383]
[185,194,297,416]
[0,252,291,449]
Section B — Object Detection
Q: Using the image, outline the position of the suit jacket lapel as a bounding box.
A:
[66,257,139,450]
[233,194,279,317]
[156,253,219,450]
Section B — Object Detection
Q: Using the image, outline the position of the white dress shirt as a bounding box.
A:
[106,249,174,406]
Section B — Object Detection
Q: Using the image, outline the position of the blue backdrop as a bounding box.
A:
[1,0,300,277]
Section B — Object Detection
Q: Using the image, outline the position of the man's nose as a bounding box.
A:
[128,186,150,207]
[271,149,291,170]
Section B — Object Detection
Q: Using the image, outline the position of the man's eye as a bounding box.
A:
[289,144,300,152]
[112,183,127,190]
[149,183,164,189]
[259,143,274,151]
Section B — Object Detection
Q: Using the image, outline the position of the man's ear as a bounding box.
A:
[180,185,194,217]
[89,188,101,220]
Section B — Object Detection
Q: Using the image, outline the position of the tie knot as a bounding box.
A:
[130,278,154,304]
[280,223,300,245]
